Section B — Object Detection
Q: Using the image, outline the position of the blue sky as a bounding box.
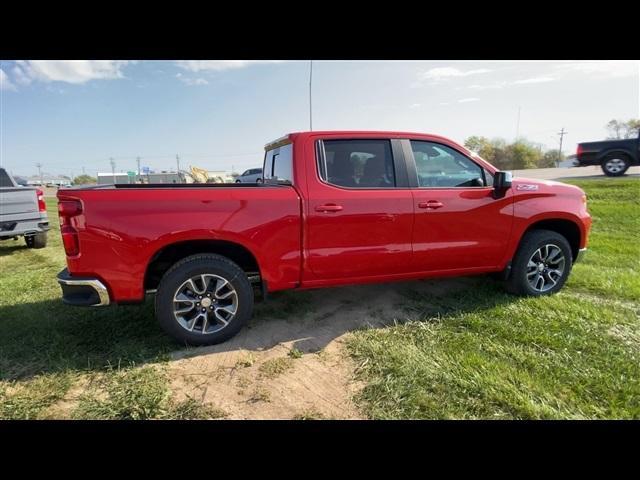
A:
[1,60,638,178]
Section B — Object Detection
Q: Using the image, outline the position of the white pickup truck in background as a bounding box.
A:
[0,167,49,248]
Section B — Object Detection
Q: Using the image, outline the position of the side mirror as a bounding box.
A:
[493,171,512,197]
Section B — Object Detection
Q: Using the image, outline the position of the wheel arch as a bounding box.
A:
[597,148,634,163]
[144,239,261,291]
[519,218,582,263]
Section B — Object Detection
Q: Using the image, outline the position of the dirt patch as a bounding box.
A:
[167,277,474,419]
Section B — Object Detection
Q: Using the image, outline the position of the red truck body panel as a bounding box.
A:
[57,131,591,304]
[59,187,302,301]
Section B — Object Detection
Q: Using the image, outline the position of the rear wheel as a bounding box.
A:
[155,254,254,345]
[601,153,630,177]
[25,232,47,249]
[506,229,572,296]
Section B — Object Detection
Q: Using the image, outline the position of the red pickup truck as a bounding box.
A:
[56,131,591,345]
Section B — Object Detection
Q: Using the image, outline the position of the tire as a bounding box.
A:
[505,229,573,296]
[155,254,254,346]
[601,153,630,177]
[235,179,241,183]
[256,178,263,184]
[25,232,47,249]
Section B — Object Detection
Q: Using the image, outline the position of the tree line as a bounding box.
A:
[464,118,639,171]
[70,118,640,184]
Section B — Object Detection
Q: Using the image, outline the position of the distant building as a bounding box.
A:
[97,172,182,185]
[26,175,72,186]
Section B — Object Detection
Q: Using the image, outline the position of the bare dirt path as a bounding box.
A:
[167,277,474,419]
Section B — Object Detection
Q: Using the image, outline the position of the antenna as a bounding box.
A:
[309,60,313,131]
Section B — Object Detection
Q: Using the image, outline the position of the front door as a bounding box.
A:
[407,140,513,272]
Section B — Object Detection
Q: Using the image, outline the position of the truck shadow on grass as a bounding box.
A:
[0,276,515,381]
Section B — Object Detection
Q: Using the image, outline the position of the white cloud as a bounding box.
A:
[175,60,283,72]
[12,60,131,85]
[467,81,509,90]
[555,60,639,78]
[420,67,491,81]
[512,76,555,85]
[0,68,16,91]
[183,77,209,86]
[409,103,421,109]
[458,98,480,103]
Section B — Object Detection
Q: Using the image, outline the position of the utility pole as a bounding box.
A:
[36,163,43,185]
[82,166,86,175]
[136,156,141,183]
[309,60,313,131]
[515,106,521,142]
[110,157,116,184]
[176,154,180,173]
[557,128,567,168]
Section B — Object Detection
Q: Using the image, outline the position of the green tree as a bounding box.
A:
[606,119,640,139]
[73,174,97,185]
[505,141,541,170]
[539,150,562,168]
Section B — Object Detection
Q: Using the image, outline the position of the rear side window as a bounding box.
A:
[0,169,14,187]
[319,139,396,188]
[263,143,293,184]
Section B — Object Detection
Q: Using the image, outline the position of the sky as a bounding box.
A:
[1,60,638,178]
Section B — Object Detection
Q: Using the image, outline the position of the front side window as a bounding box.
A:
[319,139,396,188]
[410,140,486,188]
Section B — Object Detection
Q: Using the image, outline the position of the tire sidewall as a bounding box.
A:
[512,232,573,296]
[155,256,253,346]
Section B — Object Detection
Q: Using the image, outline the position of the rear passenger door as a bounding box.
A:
[304,136,415,280]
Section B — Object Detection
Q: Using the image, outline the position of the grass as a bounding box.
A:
[258,357,294,379]
[1,178,638,419]
[347,178,640,419]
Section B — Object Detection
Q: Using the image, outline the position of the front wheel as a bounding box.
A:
[155,254,254,345]
[601,153,630,177]
[506,229,573,296]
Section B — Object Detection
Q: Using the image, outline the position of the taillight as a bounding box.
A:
[576,144,583,156]
[58,200,83,217]
[36,188,46,212]
[58,199,83,256]
[61,224,80,256]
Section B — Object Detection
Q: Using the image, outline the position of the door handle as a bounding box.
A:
[315,204,343,213]
[418,201,444,209]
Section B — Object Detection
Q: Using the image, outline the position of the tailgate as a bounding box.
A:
[0,187,39,220]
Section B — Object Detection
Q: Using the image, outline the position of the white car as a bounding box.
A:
[235,168,263,183]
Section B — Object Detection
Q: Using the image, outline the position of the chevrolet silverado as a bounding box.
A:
[56,131,592,345]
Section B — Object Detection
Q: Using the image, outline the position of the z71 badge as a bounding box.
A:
[516,184,539,191]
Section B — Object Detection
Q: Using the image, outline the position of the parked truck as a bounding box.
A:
[575,136,639,176]
[56,131,592,345]
[0,167,49,248]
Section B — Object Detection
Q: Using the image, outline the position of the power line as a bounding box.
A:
[110,157,116,183]
[557,127,568,168]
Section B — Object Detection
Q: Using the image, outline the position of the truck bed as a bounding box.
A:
[58,184,303,302]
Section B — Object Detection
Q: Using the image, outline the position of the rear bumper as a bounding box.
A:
[57,268,110,306]
[575,248,587,263]
[0,218,50,238]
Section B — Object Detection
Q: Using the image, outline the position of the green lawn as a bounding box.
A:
[347,178,640,419]
[0,178,638,419]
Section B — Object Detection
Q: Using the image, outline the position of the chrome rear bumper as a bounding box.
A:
[57,268,110,306]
